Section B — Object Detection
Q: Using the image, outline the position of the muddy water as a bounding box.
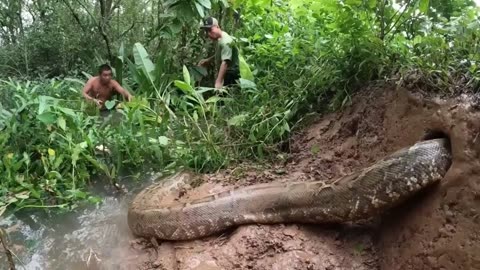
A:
[3,84,478,270]
[0,171,163,270]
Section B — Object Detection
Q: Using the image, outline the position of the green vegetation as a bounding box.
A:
[0,0,479,215]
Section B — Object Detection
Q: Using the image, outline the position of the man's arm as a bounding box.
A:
[198,55,214,66]
[215,61,229,89]
[83,79,104,107]
[112,80,133,101]
[82,78,102,107]
[215,41,234,89]
[82,78,94,101]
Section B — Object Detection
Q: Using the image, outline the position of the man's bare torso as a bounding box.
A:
[82,67,132,109]
[88,76,116,103]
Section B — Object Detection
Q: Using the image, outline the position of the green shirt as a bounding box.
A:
[215,31,239,74]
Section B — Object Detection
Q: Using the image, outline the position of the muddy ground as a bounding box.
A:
[125,82,480,270]
[4,81,479,270]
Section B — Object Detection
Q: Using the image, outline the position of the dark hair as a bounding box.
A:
[98,64,112,74]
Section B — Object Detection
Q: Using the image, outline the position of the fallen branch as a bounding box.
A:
[0,228,15,270]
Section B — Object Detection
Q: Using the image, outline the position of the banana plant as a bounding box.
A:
[128,42,176,118]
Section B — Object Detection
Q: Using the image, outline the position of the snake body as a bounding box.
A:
[127,139,452,241]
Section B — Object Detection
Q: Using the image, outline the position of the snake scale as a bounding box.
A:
[127,138,452,241]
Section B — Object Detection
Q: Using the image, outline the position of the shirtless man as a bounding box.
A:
[82,64,133,109]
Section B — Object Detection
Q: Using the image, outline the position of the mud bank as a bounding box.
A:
[286,83,480,270]
[291,83,480,270]
[375,89,480,270]
[127,83,480,270]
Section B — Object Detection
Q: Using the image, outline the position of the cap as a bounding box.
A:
[200,17,219,29]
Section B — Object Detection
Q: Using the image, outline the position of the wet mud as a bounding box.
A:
[3,82,479,270]
[129,83,480,270]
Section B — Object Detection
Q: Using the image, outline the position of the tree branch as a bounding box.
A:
[387,14,422,42]
[104,0,122,23]
[74,0,98,25]
[60,0,87,32]
[75,0,113,61]
[384,0,414,38]
[379,0,386,40]
[119,21,135,38]
[99,0,106,18]
[100,27,113,61]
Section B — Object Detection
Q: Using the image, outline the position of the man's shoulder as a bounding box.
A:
[220,31,235,44]
[89,76,100,82]
[109,79,121,88]
[86,76,99,86]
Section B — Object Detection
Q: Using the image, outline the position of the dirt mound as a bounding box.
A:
[129,82,480,270]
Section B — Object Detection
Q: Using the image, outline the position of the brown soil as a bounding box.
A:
[127,82,480,270]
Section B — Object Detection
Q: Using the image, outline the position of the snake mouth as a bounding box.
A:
[421,129,449,141]
[421,129,452,156]
[422,129,451,146]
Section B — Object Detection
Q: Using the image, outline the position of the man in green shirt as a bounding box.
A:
[198,17,240,89]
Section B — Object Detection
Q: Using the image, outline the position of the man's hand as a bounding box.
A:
[215,80,223,89]
[198,56,214,67]
[94,99,104,108]
[111,80,133,102]
[198,59,209,66]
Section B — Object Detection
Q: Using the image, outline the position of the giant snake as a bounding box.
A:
[127,138,452,241]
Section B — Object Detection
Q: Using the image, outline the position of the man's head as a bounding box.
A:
[98,64,113,84]
[200,17,222,40]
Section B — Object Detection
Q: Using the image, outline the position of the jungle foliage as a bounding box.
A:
[0,0,479,215]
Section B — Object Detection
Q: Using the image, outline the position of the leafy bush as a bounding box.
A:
[1,0,480,216]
